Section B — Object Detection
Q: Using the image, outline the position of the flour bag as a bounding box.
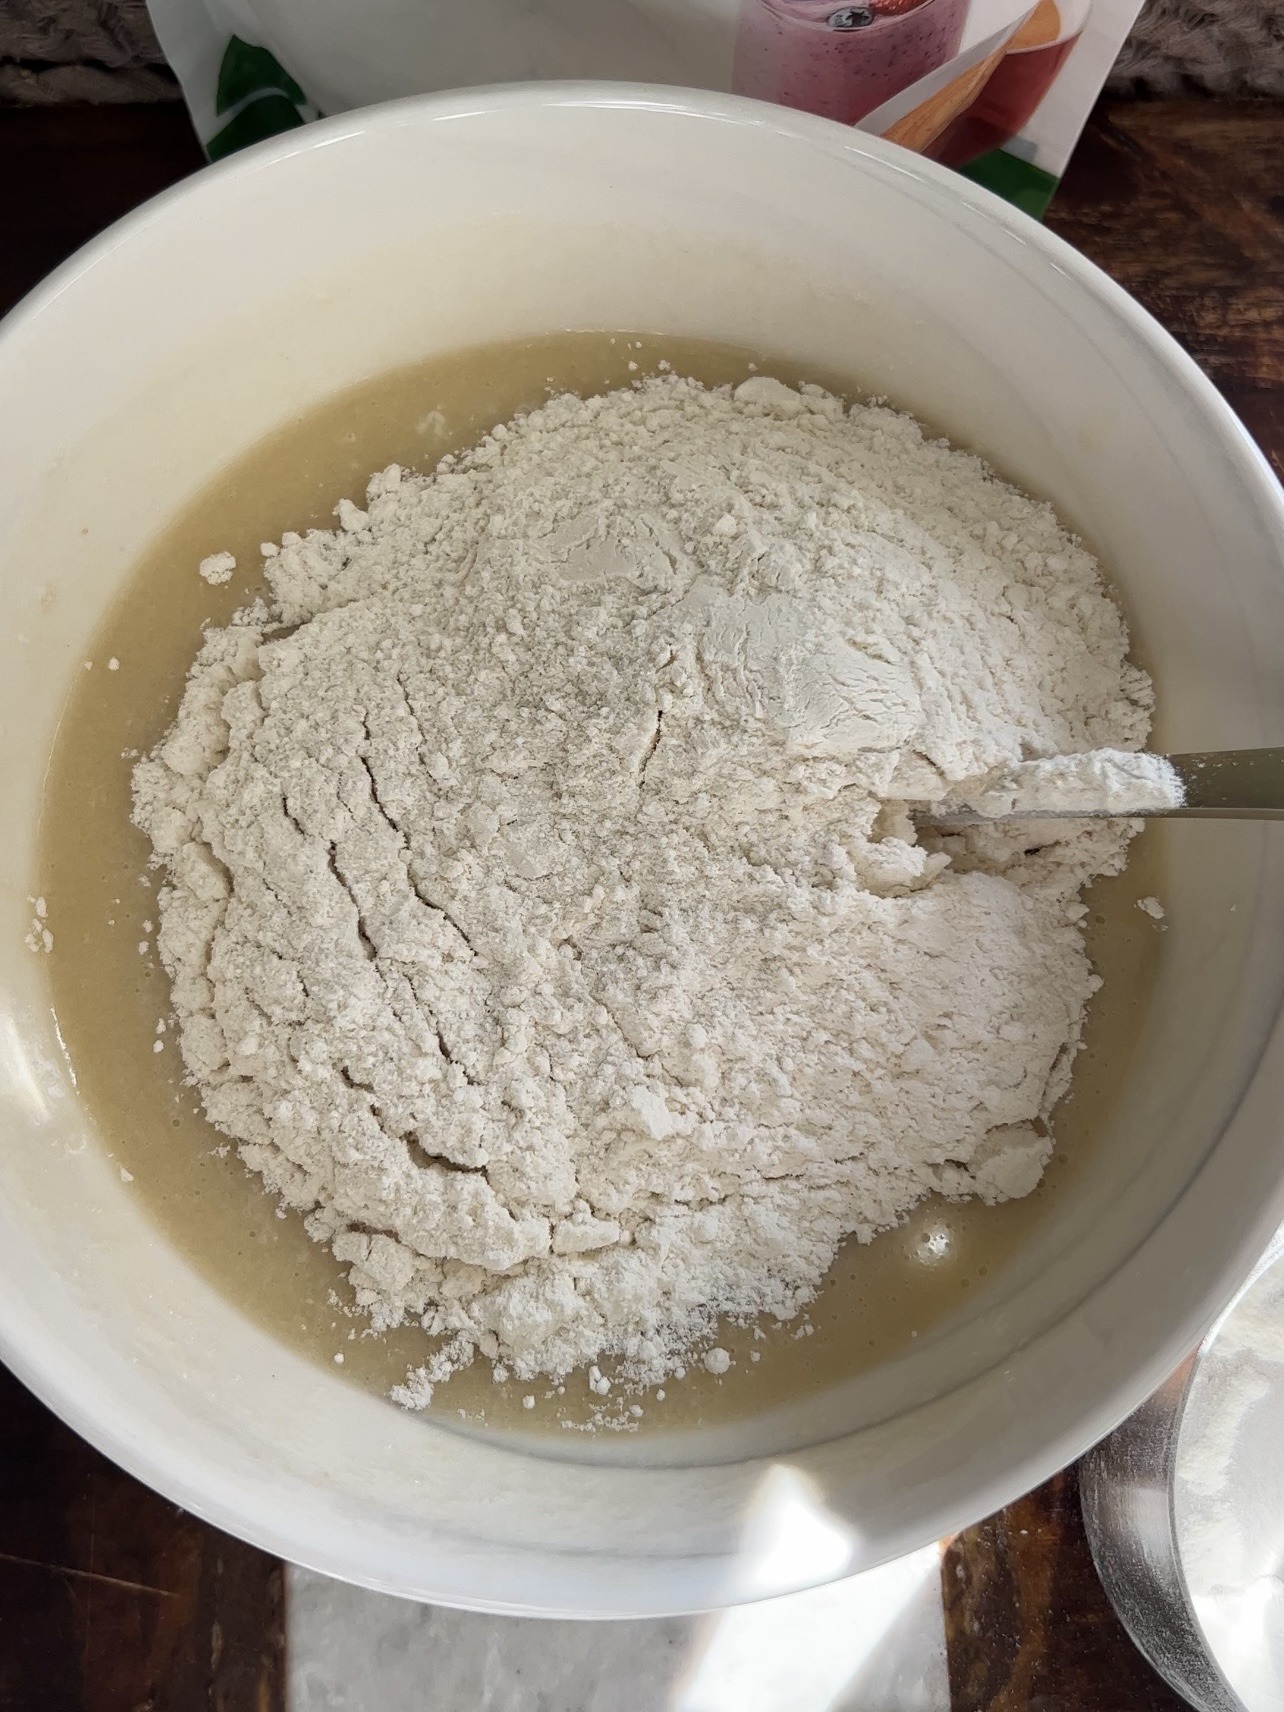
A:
[147,0,1142,216]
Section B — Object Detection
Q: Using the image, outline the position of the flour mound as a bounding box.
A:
[133,376,1151,1396]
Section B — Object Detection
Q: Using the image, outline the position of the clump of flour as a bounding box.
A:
[132,374,1153,1401]
[199,551,237,586]
[956,748,1183,818]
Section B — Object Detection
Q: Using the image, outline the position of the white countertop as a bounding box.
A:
[289,1549,949,1712]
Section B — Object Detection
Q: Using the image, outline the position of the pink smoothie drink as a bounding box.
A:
[734,0,971,127]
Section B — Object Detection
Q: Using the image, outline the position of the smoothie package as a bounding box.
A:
[147,0,1143,215]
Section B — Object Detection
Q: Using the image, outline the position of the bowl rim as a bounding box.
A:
[4,79,1284,1616]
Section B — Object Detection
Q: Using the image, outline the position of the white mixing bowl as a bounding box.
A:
[2,86,1283,1618]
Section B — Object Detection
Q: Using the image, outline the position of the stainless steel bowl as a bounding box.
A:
[1082,1230,1284,1712]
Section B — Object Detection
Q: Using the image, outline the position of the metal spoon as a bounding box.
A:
[919,747,1284,827]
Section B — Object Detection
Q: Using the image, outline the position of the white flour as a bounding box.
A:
[133,375,1152,1398]
[199,550,237,586]
[958,748,1183,817]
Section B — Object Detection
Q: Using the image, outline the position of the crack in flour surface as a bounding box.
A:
[132,375,1153,1403]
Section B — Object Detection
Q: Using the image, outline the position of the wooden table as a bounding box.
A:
[1,96,1280,1712]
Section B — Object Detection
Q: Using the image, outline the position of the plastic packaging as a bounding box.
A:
[147,0,1143,214]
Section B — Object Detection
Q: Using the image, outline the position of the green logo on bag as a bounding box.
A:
[207,37,317,161]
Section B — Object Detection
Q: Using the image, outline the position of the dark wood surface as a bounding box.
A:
[0,1362,284,1711]
[942,1469,1190,1712]
[1,95,1281,1711]
[1045,99,1284,486]
[0,105,203,312]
